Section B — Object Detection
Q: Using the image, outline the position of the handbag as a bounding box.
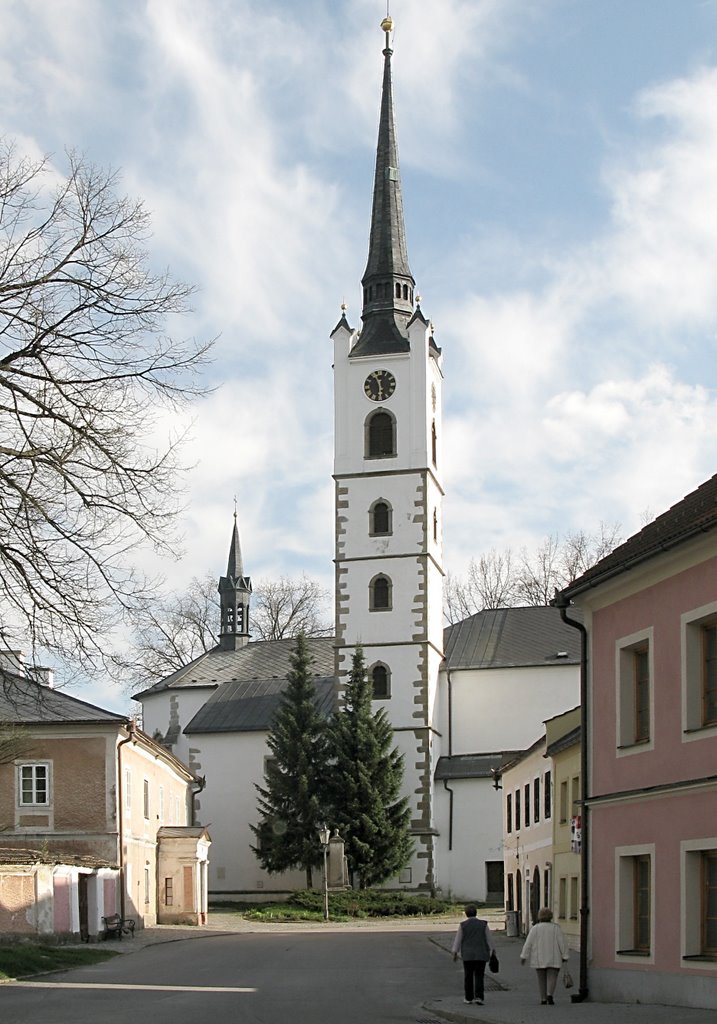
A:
[488,950,499,974]
[563,968,574,989]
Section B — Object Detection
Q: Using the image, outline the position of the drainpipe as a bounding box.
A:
[116,722,136,921]
[443,667,454,850]
[191,775,206,827]
[555,598,590,1003]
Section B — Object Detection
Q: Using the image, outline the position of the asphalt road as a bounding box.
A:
[0,929,455,1024]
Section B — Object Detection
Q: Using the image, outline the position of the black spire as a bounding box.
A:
[218,512,252,651]
[351,15,415,358]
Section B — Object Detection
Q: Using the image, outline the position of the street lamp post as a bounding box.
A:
[318,824,330,921]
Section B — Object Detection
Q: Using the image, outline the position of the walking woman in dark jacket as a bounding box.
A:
[451,904,496,1005]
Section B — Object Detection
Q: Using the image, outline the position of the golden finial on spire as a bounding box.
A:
[381,15,393,34]
[341,299,348,314]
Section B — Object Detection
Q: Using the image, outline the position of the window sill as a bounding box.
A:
[683,955,717,963]
[616,949,651,957]
[616,740,650,750]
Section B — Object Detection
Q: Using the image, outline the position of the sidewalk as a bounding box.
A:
[424,932,716,1024]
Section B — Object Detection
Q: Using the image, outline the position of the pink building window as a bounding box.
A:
[617,630,653,750]
[633,646,650,743]
[703,852,717,954]
[702,624,717,726]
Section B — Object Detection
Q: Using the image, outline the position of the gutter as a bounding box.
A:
[555,598,590,1003]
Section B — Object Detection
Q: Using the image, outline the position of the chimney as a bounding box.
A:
[26,665,55,689]
[0,649,25,675]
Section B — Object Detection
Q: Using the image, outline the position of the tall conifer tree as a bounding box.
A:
[328,646,412,887]
[250,632,327,887]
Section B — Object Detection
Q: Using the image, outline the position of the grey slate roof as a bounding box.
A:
[0,672,126,726]
[435,752,522,781]
[443,606,582,671]
[185,676,336,734]
[134,636,335,698]
[559,472,717,601]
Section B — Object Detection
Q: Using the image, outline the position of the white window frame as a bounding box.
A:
[159,785,165,823]
[682,600,717,742]
[615,843,655,964]
[681,836,717,967]
[615,627,654,755]
[143,778,150,820]
[17,761,51,807]
[124,767,132,811]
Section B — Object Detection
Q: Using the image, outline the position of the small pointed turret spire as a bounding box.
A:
[226,509,244,579]
[218,509,252,651]
[351,14,416,357]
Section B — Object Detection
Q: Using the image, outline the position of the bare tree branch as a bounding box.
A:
[0,140,213,673]
[113,573,333,691]
[251,575,332,641]
[444,523,622,622]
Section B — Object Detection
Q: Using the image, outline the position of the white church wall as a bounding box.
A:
[450,664,579,755]
[140,688,213,767]
[197,731,308,899]
[434,777,504,902]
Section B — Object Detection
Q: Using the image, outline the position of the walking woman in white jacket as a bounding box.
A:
[520,907,569,1005]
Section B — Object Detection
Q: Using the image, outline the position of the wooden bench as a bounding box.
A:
[101,914,136,940]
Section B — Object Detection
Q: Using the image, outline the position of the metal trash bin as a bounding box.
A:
[505,910,519,938]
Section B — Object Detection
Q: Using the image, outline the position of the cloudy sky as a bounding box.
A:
[3,0,717,706]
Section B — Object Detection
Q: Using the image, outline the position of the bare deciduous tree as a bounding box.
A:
[115,572,332,690]
[444,548,519,620]
[0,140,212,672]
[250,575,332,641]
[112,573,219,690]
[444,523,622,623]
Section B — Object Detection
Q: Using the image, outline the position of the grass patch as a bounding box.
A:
[0,944,118,981]
[212,889,472,923]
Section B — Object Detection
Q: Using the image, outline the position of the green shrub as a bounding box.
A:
[287,889,457,917]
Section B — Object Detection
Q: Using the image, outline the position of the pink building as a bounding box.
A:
[558,475,717,1009]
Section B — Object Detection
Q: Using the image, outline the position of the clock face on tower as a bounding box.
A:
[364,369,396,402]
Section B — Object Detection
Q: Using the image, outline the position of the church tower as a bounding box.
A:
[218,513,252,651]
[331,16,444,891]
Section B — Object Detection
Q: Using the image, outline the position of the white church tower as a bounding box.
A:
[331,16,444,891]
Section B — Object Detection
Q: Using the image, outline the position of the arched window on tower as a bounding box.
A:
[369,574,392,611]
[431,419,437,467]
[395,282,401,299]
[369,499,392,536]
[433,508,438,543]
[366,410,396,458]
[371,663,391,700]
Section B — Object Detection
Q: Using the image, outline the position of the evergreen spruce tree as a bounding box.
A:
[250,632,328,887]
[328,646,412,888]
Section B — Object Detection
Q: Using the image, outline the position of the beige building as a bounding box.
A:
[545,706,581,947]
[502,735,554,935]
[0,654,210,940]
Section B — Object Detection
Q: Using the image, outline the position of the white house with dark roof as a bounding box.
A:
[135,19,581,904]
